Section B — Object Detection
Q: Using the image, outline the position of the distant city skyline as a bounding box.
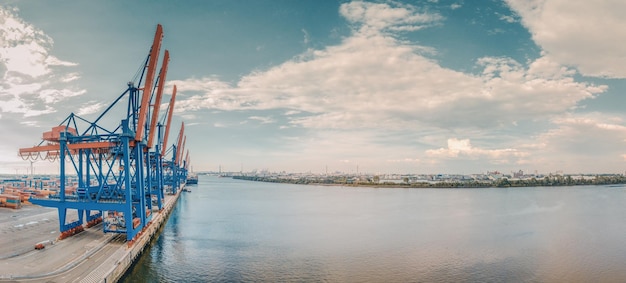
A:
[2,1,626,175]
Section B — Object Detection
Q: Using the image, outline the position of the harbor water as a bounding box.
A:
[122,176,626,282]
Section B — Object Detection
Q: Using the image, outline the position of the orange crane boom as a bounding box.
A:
[178,138,187,169]
[175,122,184,165]
[135,24,163,142]
[184,150,190,170]
[179,135,187,167]
[161,85,177,156]
[147,50,170,149]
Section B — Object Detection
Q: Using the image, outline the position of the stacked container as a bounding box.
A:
[0,194,21,209]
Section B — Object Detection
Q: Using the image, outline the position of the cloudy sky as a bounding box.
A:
[1,0,626,175]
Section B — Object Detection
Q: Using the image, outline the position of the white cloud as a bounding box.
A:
[180,114,197,120]
[260,129,428,173]
[426,138,527,162]
[76,101,105,116]
[419,112,626,173]
[505,0,626,78]
[167,1,615,174]
[495,11,517,24]
[518,113,626,173]
[45,56,78,67]
[301,29,310,45]
[173,25,603,131]
[248,116,275,124]
[23,107,54,117]
[20,120,38,127]
[339,1,443,33]
[39,88,85,104]
[387,158,420,163]
[61,72,80,82]
[0,6,85,119]
[536,113,626,155]
[1,42,49,77]
[284,110,301,116]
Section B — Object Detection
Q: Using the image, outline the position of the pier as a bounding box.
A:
[0,23,192,283]
[0,186,182,282]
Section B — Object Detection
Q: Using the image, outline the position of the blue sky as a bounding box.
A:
[2,0,626,175]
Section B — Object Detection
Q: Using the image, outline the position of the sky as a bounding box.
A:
[1,0,626,175]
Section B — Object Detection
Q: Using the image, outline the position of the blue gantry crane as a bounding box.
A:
[18,24,188,242]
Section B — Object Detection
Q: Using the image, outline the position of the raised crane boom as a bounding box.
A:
[162,85,177,156]
[184,150,190,170]
[179,135,187,167]
[148,50,170,149]
[16,24,192,243]
[175,122,185,165]
[136,24,163,142]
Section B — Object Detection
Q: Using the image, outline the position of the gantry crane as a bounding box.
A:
[163,122,187,192]
[18,24,188,242]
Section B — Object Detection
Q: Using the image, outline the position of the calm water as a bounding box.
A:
[122,176,626,282]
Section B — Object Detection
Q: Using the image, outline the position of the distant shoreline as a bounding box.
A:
[232,175,626,188]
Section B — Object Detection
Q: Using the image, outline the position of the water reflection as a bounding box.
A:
[123,177,626,282]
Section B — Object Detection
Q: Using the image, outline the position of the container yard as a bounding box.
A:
[0,185,183,282]
[0,177,60,209]
[0,24,191,282]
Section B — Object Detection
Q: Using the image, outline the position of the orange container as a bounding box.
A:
[4,203,20,209]
[0,194,19,200]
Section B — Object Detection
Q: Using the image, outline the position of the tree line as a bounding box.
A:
[233,174,626,188]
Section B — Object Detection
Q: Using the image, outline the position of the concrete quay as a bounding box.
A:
[0,189,182,283]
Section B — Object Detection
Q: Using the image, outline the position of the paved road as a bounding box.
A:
[0,206,124,282]
[0,193,178,282]
[0,206,59,259]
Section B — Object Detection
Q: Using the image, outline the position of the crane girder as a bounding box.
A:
[19,141,120,153]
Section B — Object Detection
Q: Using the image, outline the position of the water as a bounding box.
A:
[122,177,626,282]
